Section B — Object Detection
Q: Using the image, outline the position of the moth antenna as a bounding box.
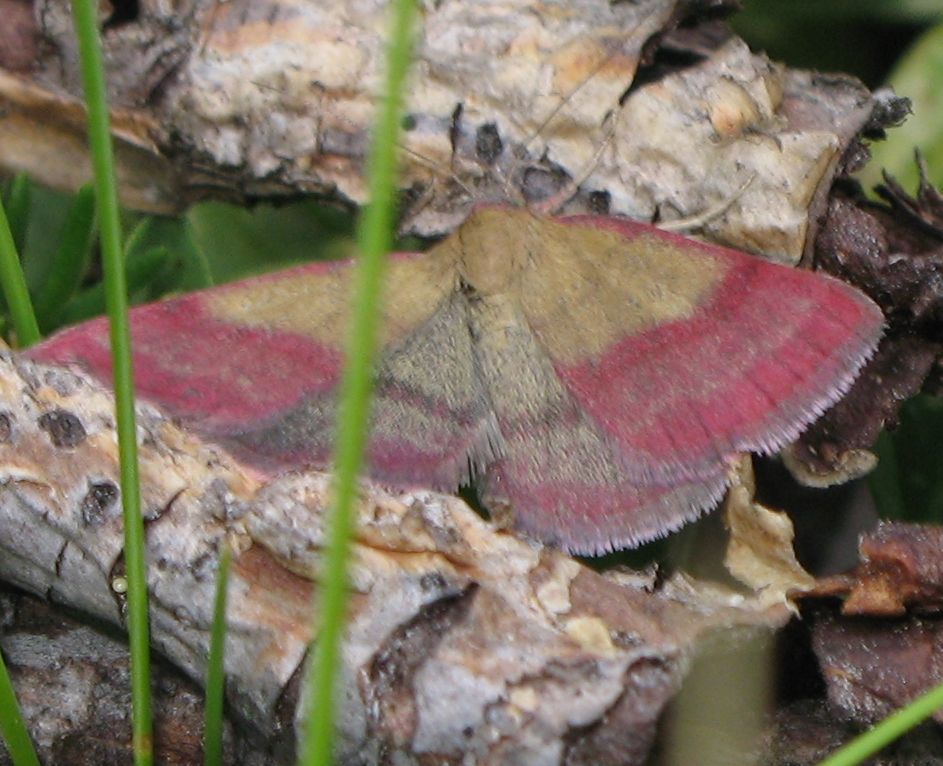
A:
[397,143,474,197]
[195,0,224,59]
[400,39,632,225]
[655,174,756,233]
[492,153,528,209]
[529,119,617,216]
[445,40,635,216]
[395,142,478,231]
[519,35,641,155]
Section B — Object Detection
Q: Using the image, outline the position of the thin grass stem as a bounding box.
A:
[0,195,41,347]
[33,184,97,331]
[204,543,232,766]
[299,1,416,763]
[817,680,943,766]
[0,648,41,766]
[69,1,153,763]
[3,174,31,255]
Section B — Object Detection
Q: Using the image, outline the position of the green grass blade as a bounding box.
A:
[299,1,417,764]
[3,173,31,255]
[123,216,156,260]
[177,219,214,290]
[816,680,943,766]
[0,194,41,348]
[124,217,213,294]
[0,648,41,766]
[33,184,97,331]
[204,543,232,766]
[60,245,175,326]
[69,1,153,763]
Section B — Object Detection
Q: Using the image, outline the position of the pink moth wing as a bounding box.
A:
[29,206,884,554]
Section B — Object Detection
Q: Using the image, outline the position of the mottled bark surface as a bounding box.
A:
[0,587,275,766]
[3,0,886,263]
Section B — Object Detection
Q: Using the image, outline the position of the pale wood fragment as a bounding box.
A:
[1,0,880,261]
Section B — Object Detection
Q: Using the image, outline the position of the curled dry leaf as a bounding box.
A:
[722,456,815,610]
[804,521,943,617]
[799,524,943,751]
[768,522,943,763]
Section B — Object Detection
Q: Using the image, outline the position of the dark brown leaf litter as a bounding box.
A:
[756,523,943,766]
[793,160,943,479]
[877,155,943,244]
[804,522,943,617]
[811,613,943,727]
[759,698,943,766]
[0,586,275,766]
[794,524,943,756]
[759,700,860,766]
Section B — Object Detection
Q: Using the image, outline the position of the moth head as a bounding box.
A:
[451,205,538,296]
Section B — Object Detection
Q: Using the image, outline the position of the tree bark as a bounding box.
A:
[3,0,885,261]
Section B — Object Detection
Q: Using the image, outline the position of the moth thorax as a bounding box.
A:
[456,206,532,296]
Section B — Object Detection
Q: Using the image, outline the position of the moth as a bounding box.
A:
[30,206,884,554]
